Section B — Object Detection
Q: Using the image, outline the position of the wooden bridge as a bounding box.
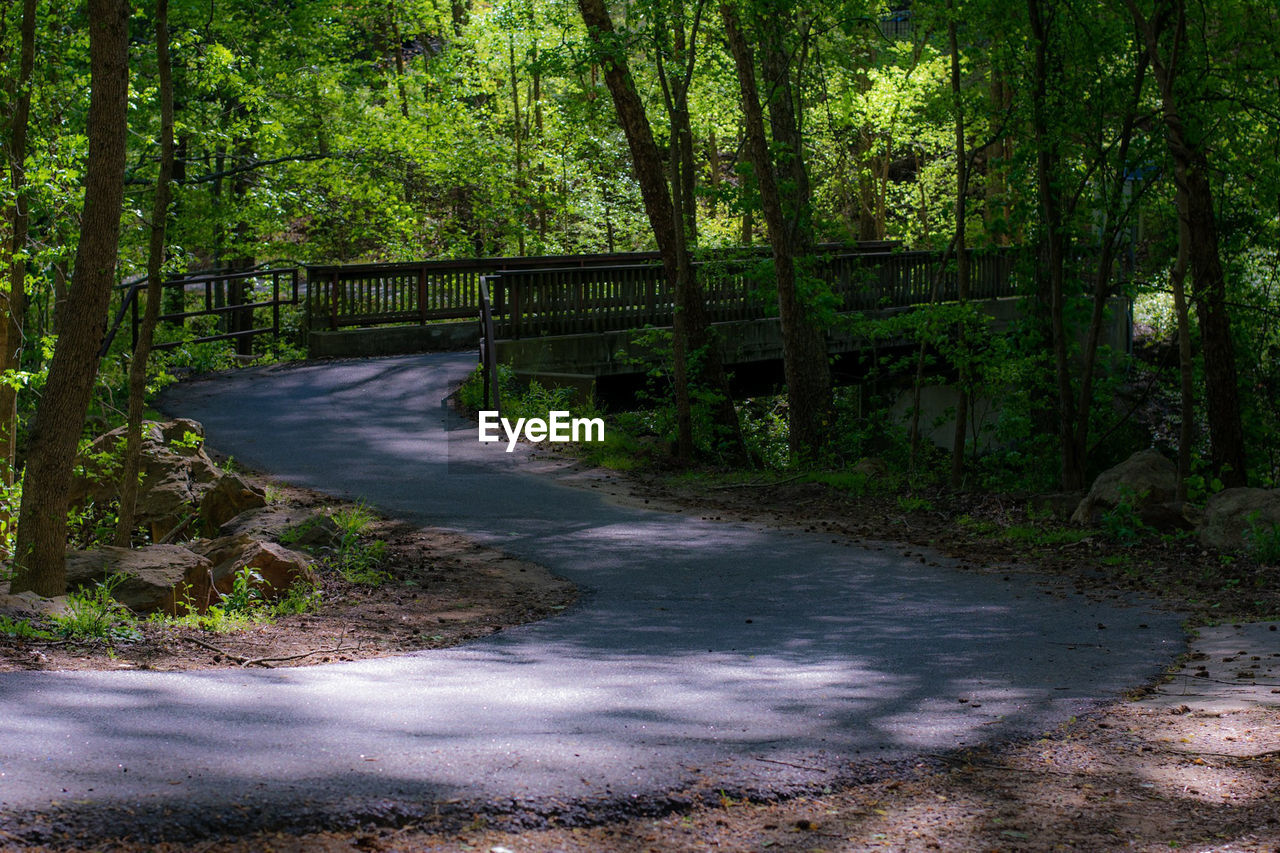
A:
[303,243,1021,342]
[109,243,1046,384]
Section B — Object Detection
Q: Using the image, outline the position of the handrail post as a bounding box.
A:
[478,277,500,415]
[418,266,428,325]
[330,271,339,331]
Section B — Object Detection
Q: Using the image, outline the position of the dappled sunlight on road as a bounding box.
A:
[0,353,1186,837]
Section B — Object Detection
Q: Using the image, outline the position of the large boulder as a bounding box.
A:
[217,506,342,550]
[64,545,214,614]
[0,591,68,618]
[1072,449,1177,525]
[198,473,267,533]
[69,419,223,541]
[188,534,316,606]
[1199,488,1280,551]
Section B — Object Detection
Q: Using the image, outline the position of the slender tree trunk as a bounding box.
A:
[658,0,746,462]
[722,2,830,460]
[1028,0,1083,490]
[1071,52,1146,473]
[1171,194,1193,502]
[387,2,410,119]
[577,0,693,459]
[947,8,970,490]
[115,0,175,547]
[11,0,129,595]
[1,0,36,512]
[1127,0,1247,486]
[451,0,470,35]
[509,37,526,256]
[163,131,187,323]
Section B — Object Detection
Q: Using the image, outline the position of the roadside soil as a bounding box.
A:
[0,478,575,673]
[6,451,1280,851]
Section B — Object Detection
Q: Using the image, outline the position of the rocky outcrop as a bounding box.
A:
[63,535,314,615]
[1072,449,1177,525]
[64,545,214,614]
[69,419,223,541]
[1199,488,1280,551]
[1030,491,1086,522]
[850,457,891,481]
[0,591,68,618]
[218,506,341,549]
[198,473,267,533]
[188,534,316,605]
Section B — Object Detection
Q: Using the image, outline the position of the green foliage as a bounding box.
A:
[804,471,884,496]
[572,428,646,471]
[458,364,594,427]
[897,495,934,513]
[170,430,203,451]
[221,566,266,614]
[330,502,375,538]
[271,578,324,616]
[51,575,141,642]
[616,328,744,463]
[0,615,54,640]
[737,396,790,470]
[1099,487,1152,547]
[324,502,389,585]
[1244,513,1280,565]
[999,524,1093,547]
[327,538,390,586]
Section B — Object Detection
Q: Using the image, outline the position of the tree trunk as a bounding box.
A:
[1028,0,1083,490]
[947,8,970,490]
[163,131,187,323]
[1127,0,1246,486]
[722,3,831,461]
[115,0,175,547]
[577,0,693,459]
[658,1,746,462]
[1171,194,1193,502]
[508,36,526,256]
[11,0,129,595]
[1,0,36,511]
[578,0,742,462]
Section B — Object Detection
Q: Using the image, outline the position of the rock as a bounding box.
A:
[64,545,214,614]
[1030,491,1086,522]
[1199,488,1280,551]
[217,506,341,549]
[1136,501,1194,533]
[850,457,892,480]
[198,473,267,533]
[1072,449,1177,525]
[189,534,316,605]
[68,419,224,541]
[0,592,68,618]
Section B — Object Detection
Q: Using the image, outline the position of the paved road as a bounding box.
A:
[0,353,1183,840]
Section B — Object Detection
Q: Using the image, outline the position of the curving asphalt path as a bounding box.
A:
[0,353,1184,841]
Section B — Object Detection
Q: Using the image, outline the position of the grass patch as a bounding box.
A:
[51,575,141,642]
[0,615,54,640]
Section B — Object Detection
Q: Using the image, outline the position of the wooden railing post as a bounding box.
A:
[330,271,339,331]
[418,266,428,324]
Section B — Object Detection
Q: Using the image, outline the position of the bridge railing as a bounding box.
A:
[302,242,901,332]
[102,266,301,357]
[487,248,1024,339]
[304,250,685,331]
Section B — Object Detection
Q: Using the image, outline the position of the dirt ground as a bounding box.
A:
[0,480,575,674]
[5,457,1280,852]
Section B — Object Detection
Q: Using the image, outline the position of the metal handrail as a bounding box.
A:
[478,277,501,414]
